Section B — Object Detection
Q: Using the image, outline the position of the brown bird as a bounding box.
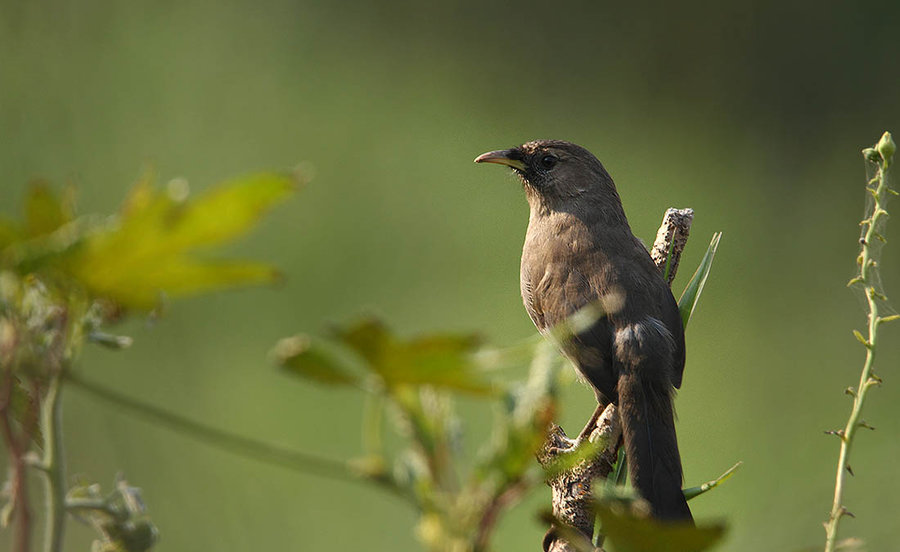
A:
[475,140,692,521]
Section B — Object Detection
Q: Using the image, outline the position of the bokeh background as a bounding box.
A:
[3,1,900,550]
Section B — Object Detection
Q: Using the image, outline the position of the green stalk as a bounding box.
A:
[66,372,355,484]
[824,132,896,552]
[40,372,66,552]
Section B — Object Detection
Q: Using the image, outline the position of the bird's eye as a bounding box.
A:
[539,154,558,170]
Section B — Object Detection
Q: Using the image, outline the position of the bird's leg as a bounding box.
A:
[543,402,609,456]
[574,401,607,445]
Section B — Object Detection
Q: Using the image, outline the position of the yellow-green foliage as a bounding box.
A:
[0,172,296,309]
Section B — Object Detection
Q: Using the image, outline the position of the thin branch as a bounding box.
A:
[539,407,622,552]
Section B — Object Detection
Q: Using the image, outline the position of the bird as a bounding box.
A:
[475,140,692,522]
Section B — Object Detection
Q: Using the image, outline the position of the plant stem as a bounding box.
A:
[824,133,894,552]
[40,372,66,552]
[0,372,33,552]
[473,477,533,552]
[64,498,119,518]
[66,372,355,484]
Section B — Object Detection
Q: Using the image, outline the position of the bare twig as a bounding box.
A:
[537,207,694,552]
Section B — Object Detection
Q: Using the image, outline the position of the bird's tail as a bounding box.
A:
[616,321,693,522]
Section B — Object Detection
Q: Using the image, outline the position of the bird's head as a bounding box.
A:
[474,140,618,212]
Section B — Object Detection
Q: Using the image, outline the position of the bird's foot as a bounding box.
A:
[575,402,608,442]
[539,424,580,460]
[544,435,579,456]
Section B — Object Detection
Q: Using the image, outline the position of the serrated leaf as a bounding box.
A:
[678,232,722,328]
[596,503,726,552]
[64,172,295,309]
[332,318,392,365]
[75,258,280,308]
[331,318,495,395]
[164,173,295,249]
[0,219,20,250]
[273,335,360,386]
[120,167,158,217]
[24,181,72,237]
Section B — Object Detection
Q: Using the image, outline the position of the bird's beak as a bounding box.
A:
[474,149,526,171]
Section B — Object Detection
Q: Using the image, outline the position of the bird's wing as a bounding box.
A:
[662,287,686,389]
[522,261,617,401]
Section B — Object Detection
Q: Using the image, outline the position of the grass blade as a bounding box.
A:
[683,461,742,501]
[678,232,722,328]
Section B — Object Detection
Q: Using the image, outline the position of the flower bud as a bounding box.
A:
[876,131,895,166]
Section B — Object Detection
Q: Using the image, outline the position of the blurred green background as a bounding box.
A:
[2,1,900,550]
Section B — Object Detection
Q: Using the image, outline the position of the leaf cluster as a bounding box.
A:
[0,171,296,552]
[1,172,295,311]
[274,319,562,552]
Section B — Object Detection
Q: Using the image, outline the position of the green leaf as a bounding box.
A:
[24,181,73,237]
[683,461,742,501]
[165,173,296,249]
[273,334,360,386]
[678,232,722,328]
[0,218,21,250]
[332,318,392,365]
[612,445,628,486]
[64,172,295,309]
[332,318,496,395]
[596,503,726,552]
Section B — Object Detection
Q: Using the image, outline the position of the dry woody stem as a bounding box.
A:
[538,207,694,552]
